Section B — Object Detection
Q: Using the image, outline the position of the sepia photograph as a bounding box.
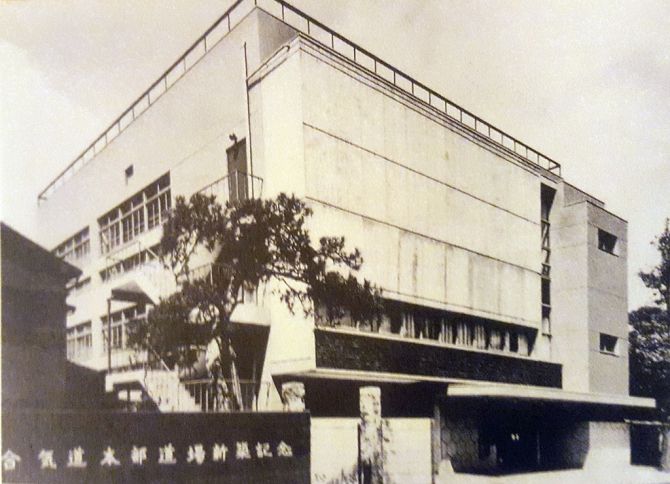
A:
[1,0,670,482]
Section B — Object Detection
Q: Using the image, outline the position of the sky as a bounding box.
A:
[1,0,669,310]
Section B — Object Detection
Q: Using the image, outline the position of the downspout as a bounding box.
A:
[243,42,255,198]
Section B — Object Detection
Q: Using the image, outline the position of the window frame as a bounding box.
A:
[599,333,620,356]
[99,173,171,254]
[66,321,92,360]
[597,228,619,256]
[54,227,90,262]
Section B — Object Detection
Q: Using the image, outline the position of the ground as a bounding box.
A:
[437,466,669,484]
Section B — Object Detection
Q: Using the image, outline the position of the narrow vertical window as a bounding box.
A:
[541,185,555,335]
[227,139,247,202]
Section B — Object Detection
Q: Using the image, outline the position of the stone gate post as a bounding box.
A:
[359,386,383,484]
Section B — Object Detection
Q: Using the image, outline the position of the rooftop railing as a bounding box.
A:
[38,0,560,203]
[260,0,561,175]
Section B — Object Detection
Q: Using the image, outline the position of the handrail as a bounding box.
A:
[38,0,561,203]
[198,170,263,202]
[144,345,171,372]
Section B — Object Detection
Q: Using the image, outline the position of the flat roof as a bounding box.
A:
[38,0,561,202]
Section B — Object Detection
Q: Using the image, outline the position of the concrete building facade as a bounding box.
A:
[35,0,653,477]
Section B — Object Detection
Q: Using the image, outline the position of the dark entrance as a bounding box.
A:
[478,405,542,473]
[495,426,539,471]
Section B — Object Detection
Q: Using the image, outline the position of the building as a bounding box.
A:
[35,0,654,477]
[1,223,106,411]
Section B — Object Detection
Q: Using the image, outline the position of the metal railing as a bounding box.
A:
[258,0,561,175]
[199,170,263,205]
[37,0,255,202]
[38,0,560,202]
[182,378,269,412]
[187,262,233,285]
[106,345,170,374]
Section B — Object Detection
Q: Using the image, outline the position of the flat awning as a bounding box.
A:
[447,383,656,409]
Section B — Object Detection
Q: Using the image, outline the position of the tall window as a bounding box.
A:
[99,173,171,253]
[541,185,556,335]
[66,322,92,360]
[54,227,90,262]
[227,139,248,202]
[367,303,534,356]
[102,305,146,351]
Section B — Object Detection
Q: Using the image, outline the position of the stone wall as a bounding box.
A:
[440,413,496,474]
[315,329,562,387]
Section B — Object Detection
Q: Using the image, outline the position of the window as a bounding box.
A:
[540,184,555,335]
[599,333,619,355]
[99,173,170,253]
[54,227,90,262]
[66,322,92,360]
[125,165,134,183]
[100,246,158,282]
[102,305,146,351]
[380,304,534,356]
[227,139,248,202]
[66,277,91,297]
[509,332,519,353]
[598,229,619,255]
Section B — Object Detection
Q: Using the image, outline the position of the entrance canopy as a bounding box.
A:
[447,383,655,409]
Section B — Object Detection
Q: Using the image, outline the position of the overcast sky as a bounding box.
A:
[1,0,669,309]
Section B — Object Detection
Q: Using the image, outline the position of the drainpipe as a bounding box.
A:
[107,298,112,372]
[243,42,254,198]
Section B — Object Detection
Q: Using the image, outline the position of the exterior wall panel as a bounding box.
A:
[315,329,562,388]
[298,42,542,328]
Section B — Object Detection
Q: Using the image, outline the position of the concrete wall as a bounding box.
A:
[311,418,359,483]
[552,188,590,392]
[584,422,630,471]
[310,417,432,484]
[551,183,629,394]
[384,418,433,484]
[281,38,544,331]
[586,204,629,394]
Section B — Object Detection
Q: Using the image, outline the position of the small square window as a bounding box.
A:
[125,165,134,183]
[599,333,619,355]
[597,229,619,255]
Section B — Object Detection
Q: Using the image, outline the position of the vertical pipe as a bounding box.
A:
[107,298,112,372]
[243,43,255,198]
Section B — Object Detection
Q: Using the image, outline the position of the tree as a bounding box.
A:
[639,219,670,311]
[128,192,383,410]
[629,219,670,469]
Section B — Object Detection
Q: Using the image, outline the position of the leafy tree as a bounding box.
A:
[639,219,670,311]
[128,192,383,410]
[629,219,670,468]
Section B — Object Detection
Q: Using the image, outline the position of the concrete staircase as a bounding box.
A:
[106,368,200,412]
[143,370,200,412]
